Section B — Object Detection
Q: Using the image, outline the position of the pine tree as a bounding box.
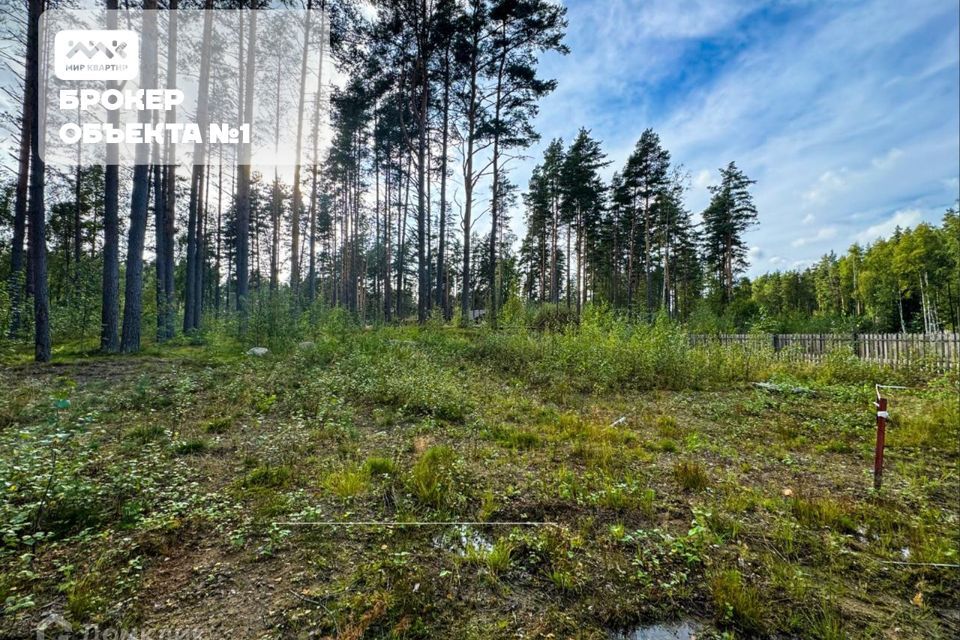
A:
[620,129,670,318]
[485,0,566,326]
[559,129,607,315]
[701,161,758,304]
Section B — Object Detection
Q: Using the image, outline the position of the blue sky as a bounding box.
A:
[509,0,960,276]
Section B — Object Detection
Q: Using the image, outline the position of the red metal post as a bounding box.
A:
[874,397,888,490]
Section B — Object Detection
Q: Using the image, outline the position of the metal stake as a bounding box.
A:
[874,396,888,491]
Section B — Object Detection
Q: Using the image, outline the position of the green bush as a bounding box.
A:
[530,304,577,333]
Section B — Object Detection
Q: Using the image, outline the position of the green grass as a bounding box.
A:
[0,321,955,639]
[673,460,709,491]
[708,569,768,633]
[323,466,370,498]
[242,465,292,489]
[409,445,461,509]
[173,438,210,455]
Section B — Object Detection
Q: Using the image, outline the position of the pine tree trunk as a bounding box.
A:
[436,44,450,318]
[120,0,158,353]
[99,0,121,352]
[489,38,507,328]
[7,8,33,338]
[288,0,315,298]
[162,0,178,340]
[153,148,166,340]
[27,0,49,362]
[384,145,393,322]
[460,32,479,326]
[235,6,257,323]
[184,0,212,332]
[643,193,652,319]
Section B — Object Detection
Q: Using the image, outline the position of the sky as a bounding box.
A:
[508,0,960,277]
[1,1,957,281]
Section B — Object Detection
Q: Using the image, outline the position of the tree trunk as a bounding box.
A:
[384,145,393,322]
[235,6,257,323]
[6,2,33,338]
[489,40,506,328]
[416,46,429,324]
[100,0,121,352]
[436,43,450,318]
[120,0,158,353]
[184,1,212,331]
[289,0,316,298]
[27,0,49,362]
[644,193,652,318]
[161,0,178,341]
[152,144,166,340]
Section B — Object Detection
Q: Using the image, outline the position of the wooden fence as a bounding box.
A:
[687,333,960,371]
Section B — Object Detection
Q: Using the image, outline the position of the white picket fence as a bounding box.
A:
[687,333,960,371]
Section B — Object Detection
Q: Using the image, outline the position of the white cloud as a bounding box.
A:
[791,226,838,247]
[803,170,848,204]
[871,147,903,169]
[634,0,762,39]
[516,0,959,276]
[693,169,713,189]
[855,209,923,244]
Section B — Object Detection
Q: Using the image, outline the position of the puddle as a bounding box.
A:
[432,525,493,556]
[609,620,701,640]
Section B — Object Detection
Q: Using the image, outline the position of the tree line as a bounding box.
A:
[1,1,956,364]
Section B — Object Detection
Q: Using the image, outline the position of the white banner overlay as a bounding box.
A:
[39,9,333,167]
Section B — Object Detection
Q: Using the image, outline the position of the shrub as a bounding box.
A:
[342,341,470,421]
[531,304,577,333]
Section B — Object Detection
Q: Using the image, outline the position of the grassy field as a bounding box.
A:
[1,315,958,638]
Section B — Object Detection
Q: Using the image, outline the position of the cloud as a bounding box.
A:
[633,0,763,39]
[803,170,848,204]
[791,226,839,247]
[514,0,959,275]
[855,208,923,244]
[871,147,903,169]
[693,169,713,189]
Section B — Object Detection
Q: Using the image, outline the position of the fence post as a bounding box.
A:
[874,397,888,491]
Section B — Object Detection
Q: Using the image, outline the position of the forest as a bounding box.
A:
[1,1,958,360]
[0,1,958,639]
